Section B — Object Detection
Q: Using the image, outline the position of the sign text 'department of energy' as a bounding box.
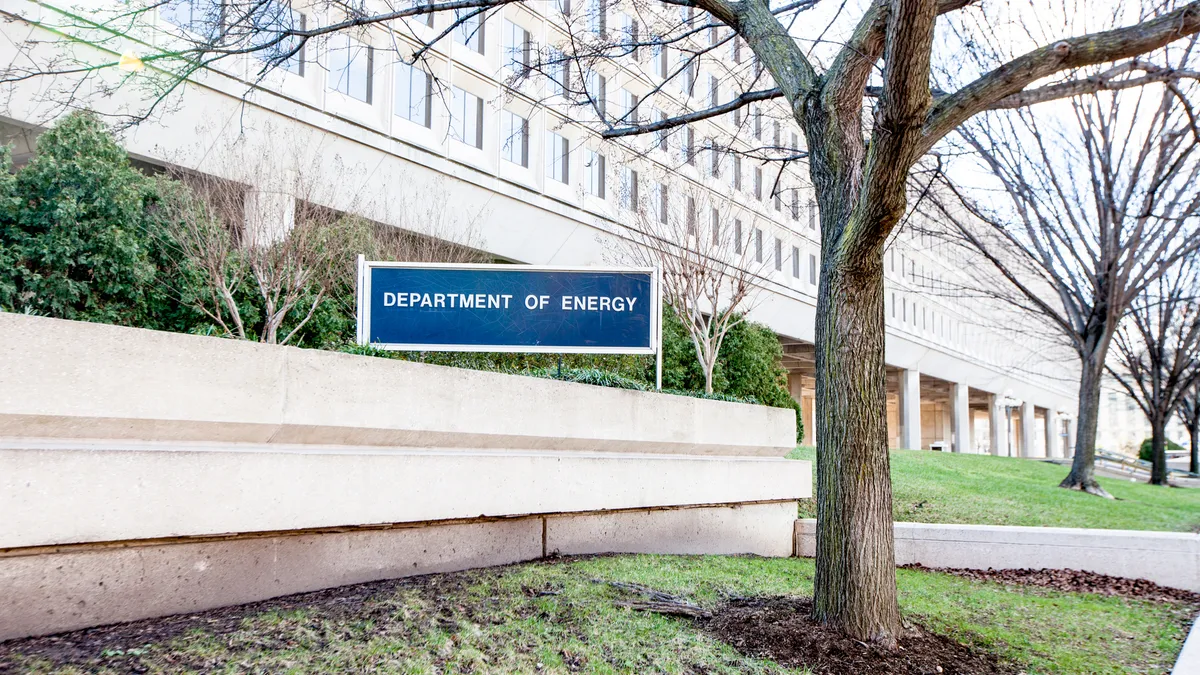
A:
[356,261,660,354]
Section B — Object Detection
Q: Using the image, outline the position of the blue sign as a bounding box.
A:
[357,262,658,353]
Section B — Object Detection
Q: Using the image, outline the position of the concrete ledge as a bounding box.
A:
[794,519,1200,592]
[547,501,798,557]
[1,504,796,641]
[1176,612,1200,674]
[0,314,794,455]
[1,442,809,548]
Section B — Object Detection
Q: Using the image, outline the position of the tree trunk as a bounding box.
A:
[1059,349,1113,497]
[1150,416,1168,486]
[812,254,900,646]
[1190,415,1199,475]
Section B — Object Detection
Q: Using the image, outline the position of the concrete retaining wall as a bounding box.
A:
[795,519,1200,592]
[0,314,810,640]
[0,313,794,455]
[1,502,797,641]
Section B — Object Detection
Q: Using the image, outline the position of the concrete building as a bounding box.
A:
[0,0,1079,455]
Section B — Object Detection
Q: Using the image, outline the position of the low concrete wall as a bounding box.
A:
[2,502,797,640]
[0,314,810,640]
[795,519,1200,592]
[0,313,794,455]
[1,441,808,548]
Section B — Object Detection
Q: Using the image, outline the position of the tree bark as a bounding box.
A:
[1189,414,1198,475]
[1059,346,1113,497]
[812,249,900,646]
[1150,414,1169,486]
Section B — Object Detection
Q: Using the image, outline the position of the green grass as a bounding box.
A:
[789,446,1200,531]
[4,555,1191,674]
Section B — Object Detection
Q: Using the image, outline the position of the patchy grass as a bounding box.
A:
[790,446,1200,531]
[2,555,1192,674]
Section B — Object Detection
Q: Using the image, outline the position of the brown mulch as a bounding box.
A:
[904,564,1200,605]
[703,596,1016,675]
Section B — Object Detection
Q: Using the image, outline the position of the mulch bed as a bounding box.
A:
[702,597,1016,675]
[904,564,1200,605]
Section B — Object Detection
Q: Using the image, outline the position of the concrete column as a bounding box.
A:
[1020,400,1036,458]
[989,394,1008,457]
[952,383,971,453]
[1066,417,1077,458]
[1045,409,1060,458]
[243,184,297,245]
[900,369,922,450]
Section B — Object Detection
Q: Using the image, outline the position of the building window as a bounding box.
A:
[808,199,818,230]
[557,0,572,15]
[773,120,781,147]
[753,106,762,140]
[589,0,607,35]
[327,34,373,103]
[500,110,529,167]
[809,254,817,285]
[587,71,607,118]
[792,246,800,278]
[754,167,763,200]
[454,10,485,53]
[161,0,222,37]
[774,187,782,212]
[734,219,744,254]
[682,127,695,165]
[395,60,432,127]
[617,88,639,123]
[709,143,720,178]
[619,14,641,60]
[711,208,720,245]
[503,20,531,73]
[732,37,742,63]
[791,191,800,220]
[546,131,570,183]
[245,2,305,75]
[450,87,483,148]
[585,150,606,198]
[685,196,697,235]
[709,75,719,108]
[755,228,763,263]
[654,43,669,80]
[548,48,571,96]
[732,155,742,191]
[657,183,669,224]
[774,237,782,271]
[620,167,639,210]
[656,109,669,152]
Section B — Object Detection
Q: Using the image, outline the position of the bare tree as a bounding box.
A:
[7,0,1200,645]
[166,170,372,344]
[1108,262,1200,485]
[1177,382,1200,474]
[921,78,1200,496]
[618,175,764,392]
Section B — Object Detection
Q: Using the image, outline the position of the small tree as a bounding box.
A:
[620,179,763,393]
[1108,263,1200,485]
[1177,383,1200,475]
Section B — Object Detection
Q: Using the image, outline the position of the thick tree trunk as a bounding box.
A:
[1059,350,1113,498]
[812,255,900,646]
[1190,416,1199,475]
[1150,416,1169,486]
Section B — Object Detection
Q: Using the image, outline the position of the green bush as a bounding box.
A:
[0,113,199,331]
[1138,437,1183,462]
[656,308,804,443]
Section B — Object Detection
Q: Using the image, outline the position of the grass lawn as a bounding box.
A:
[3,555,1193,675]
[789,446,1200,532]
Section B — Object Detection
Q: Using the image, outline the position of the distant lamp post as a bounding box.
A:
[118,51,145,72]
[998,394,1021,457]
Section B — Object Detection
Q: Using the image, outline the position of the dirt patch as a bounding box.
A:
[0,573,454,674]
[703,597,1016,675]
[905,565,1200,605]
